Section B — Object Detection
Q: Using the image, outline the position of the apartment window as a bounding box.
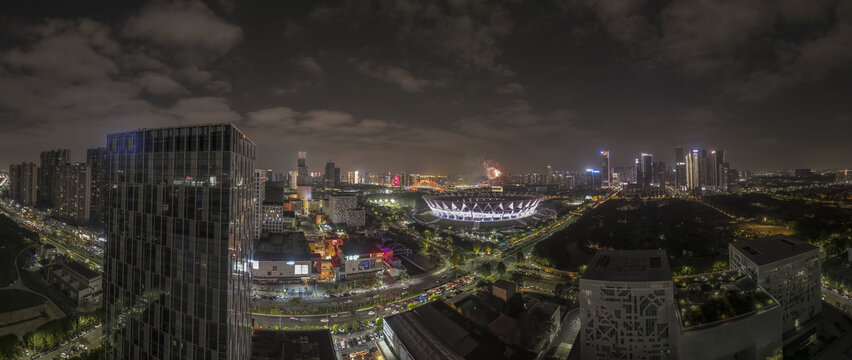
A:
[272,266,277,271]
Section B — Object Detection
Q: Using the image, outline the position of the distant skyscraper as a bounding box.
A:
[38,149,70,208]
[296,151,311,201]
[674,147,687,189]
[87,147,108,225]
[265,170,283,182]
[324,161,337,186]
[8,162,38,206]
[653,160,666,188]
[713,150,725,187]
[601,151,611,187]
[640,153,654,187]
[700,150,716,188]
[685,149,701,190]
[103,124,255,360]
[57,163,91,223]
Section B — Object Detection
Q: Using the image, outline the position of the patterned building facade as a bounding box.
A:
[579,250,675,360]
[103,124,255,359]
[8,162,38,206]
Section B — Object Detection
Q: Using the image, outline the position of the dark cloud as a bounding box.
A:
[0,0,851,173]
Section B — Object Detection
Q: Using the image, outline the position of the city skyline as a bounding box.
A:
[1,1,852,173]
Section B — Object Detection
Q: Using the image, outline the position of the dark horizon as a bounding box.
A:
[1,0,851,174]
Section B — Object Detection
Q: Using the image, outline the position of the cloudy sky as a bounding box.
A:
[1,0,851,175]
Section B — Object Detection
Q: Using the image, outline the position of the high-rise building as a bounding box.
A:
[700,150,716,188]
[639,153,654,187]
[87,147,108,224]
[580,249,675,359]
[601,151,611,187]
[713,150,724,187]
[327,193,365,227]
[685,149,701,190]
[103,124,255,360]
[8,162,38,206]
[38,149,70,208]
[729,236,821,335]
[674,147,686,189]
[296,152,311,201]
[57,163,91,223]
[324,161,337,186]
[253,169,266,240]
[265,170,283,182]
[653,160,666,188]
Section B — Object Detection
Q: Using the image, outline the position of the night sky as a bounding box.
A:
[1,0,851,175]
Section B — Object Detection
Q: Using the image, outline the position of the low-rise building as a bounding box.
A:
[50,260,102,308]
[673,270,782,360]
[252,232,314,283]
[251,329,340,360]
[492,280,517,302]
[327,193,365,228]
[336,242,387,281]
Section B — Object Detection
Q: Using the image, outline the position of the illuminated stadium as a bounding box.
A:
[423,193,542,222]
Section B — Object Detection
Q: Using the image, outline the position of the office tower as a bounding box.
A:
[729,236,821,335]
[601,151,611,187]
[634,158,641,185]
[8,162,38,206]
[296,152,311,201]
[674,147,686,189]
[639,153,654,187]
[57,163,91,223]
[265,170,283,182]
[38,149,70,208]
[87,147,108,224]
[719,162,730,192]
[713,150,725,187]
[334,167,340,186]
[685,150,701,190]
[653,160,666,188]
[324,161,337,186]
[700,149,716,188]
[580,249,675,360]
[103,124,255,360]
[253,169,266,240]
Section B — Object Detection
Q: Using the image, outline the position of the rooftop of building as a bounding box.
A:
[65,260,100,280]
[674,270,778,330]
[582,249,672,282]
[255,232,311,262]
[493,280,517,291]
[731,235,819,265]
[383,301,535,360]
[250,329,337,360]
[338,240,381,256]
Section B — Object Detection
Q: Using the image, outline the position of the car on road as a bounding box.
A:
[368,311,375,315]
[320,318,329,323]
[289,316,298,321]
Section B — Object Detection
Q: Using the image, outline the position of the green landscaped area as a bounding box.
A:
[0,289,46,313]
[675,270,776,328]
[532,198,733,273]
[0,213,39,287]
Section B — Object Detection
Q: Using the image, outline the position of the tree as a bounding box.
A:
[332,324,340,333]
[479,263,492,277]
[450,252,463,267]
[515,251,525,264]
[407,303,417,311]
[472,242,482,254]
[497,262,507,277]
[375,318,383,331]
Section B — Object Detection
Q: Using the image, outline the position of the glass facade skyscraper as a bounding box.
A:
[103,124,255,360]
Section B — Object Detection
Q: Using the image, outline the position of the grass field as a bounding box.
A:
[0,289,46,313]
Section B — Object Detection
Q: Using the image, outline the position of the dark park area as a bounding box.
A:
[533,198,733,274]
